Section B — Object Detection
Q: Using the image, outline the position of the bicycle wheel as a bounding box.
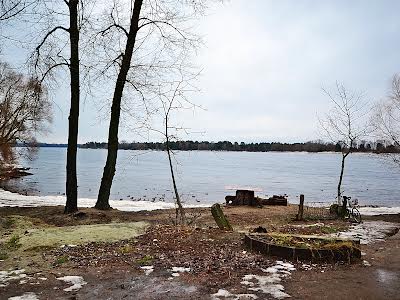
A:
[351,207,362,223]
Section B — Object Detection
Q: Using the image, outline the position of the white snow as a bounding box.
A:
[8,292,39,300]
[211,289,258,299]
[242,261,295,299]
[363,260,371,267]
[0,269,27,287]
[212,261,295,300]
[333,221,399,244]
[301,264,312,271]
[140,266,154,276]
[0,188,209,212]
[170,266,191,277]
[171,267,191,273]
[358,206,400,216]
[57,275,87,292]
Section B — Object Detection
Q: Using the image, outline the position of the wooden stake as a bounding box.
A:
[297,194,305,221]
[211,203,233,231]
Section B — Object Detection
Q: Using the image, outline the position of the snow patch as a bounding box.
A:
[8,292,39,300]
[211,289,258,299]
[170,266,191,277]
[57,275,87,291]
[300,264,312,271]
[0,188,209,212]
[212,261,295,299]
[0,269,27,287]
[358,206,400,216]
[171,267,191,273]
[333,221,399,244]
[363,260,371,267]
[140,266,154,276]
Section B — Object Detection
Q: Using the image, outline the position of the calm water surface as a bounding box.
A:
[7,148,400,207]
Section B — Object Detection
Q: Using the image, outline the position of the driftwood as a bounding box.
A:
[211,203,233,231]
[226,190,288,206]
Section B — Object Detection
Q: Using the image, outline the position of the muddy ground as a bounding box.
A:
[0,205,399,300]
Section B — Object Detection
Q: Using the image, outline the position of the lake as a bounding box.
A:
[5,148,400,207]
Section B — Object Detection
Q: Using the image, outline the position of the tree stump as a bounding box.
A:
[236,190,255,205]
[211,203,233,231]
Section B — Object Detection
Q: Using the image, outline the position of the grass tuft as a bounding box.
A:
[137,255,153,266]
[54,255,69,265]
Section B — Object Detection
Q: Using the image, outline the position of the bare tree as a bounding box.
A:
[372,74,400,165]
[0,61,52,163]
[30,0,94,213]
[95,0,144,210]
[319,83,370,203]
[94,0,206,210]
[0,0,28,21]
[158,78,196,224]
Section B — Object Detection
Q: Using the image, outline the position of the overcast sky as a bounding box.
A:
[5,0,400,143]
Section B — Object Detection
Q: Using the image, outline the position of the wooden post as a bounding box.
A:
[297,194,304,220]
[211,203,233,231]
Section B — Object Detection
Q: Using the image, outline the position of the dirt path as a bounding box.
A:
[286,231,400,300]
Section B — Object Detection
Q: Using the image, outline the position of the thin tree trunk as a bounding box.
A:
[95,0,143,210]
[337,151,349,204]
[166,133,185,224]
[64,0,80,214]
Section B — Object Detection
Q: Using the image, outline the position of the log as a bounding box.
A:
[211,203,233,231]
[261,197,287,206]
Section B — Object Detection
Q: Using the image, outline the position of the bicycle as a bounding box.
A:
[341,195,362,223]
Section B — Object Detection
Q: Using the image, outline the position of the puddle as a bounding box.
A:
[376,269,398,285]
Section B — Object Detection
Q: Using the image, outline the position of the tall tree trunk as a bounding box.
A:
[95,0,143,210]
[64,0,80,214]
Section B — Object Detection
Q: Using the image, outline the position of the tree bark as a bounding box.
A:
[337,151,349,204]
[64,0,80,214]
[95,0,143,210]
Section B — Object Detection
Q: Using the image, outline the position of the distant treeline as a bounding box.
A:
[80,141,400,153]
